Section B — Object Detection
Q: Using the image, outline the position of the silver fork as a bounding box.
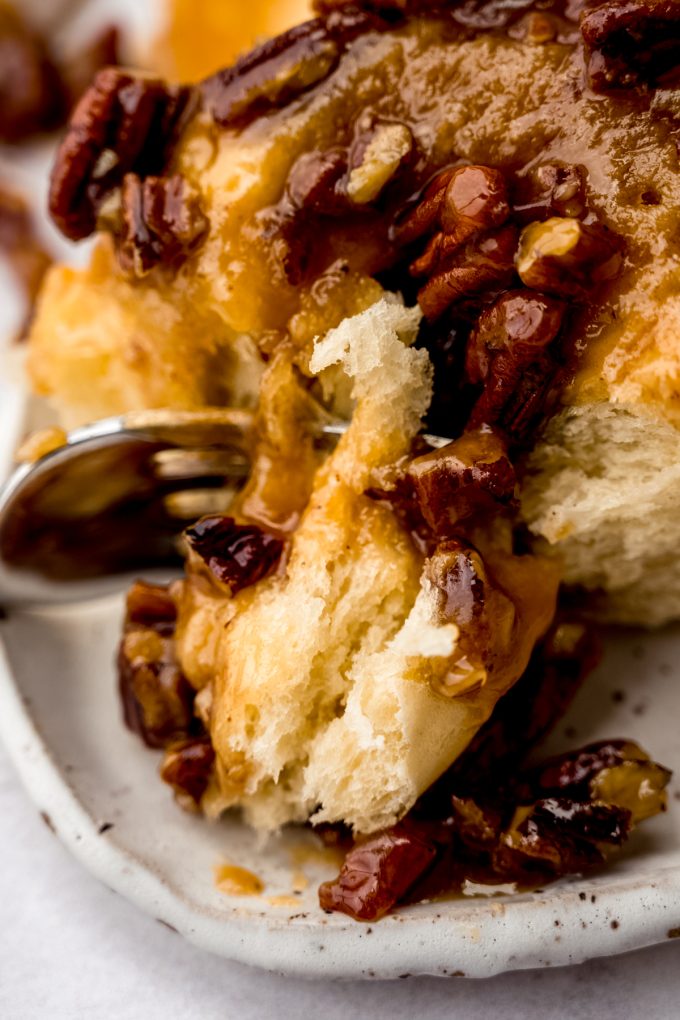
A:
[0,408,449,606]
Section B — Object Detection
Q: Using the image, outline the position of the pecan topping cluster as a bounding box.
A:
[49,67,201,276]
[392,160,621,441]
[272,110,414,285]
[117,580,215,810]
[319,737,670,921]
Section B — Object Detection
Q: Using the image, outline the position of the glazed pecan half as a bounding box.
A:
[117,173,208,277]
[200,8,386,129]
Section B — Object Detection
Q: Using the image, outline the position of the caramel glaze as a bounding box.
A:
[148,0,677,444]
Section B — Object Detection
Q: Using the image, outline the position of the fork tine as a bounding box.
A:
[162,486,241,520]
[151,448,251,481]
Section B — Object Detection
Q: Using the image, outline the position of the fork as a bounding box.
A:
[0,408,449,606]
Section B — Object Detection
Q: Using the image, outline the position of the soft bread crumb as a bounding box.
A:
[522,403,680,625]
[175,298,557,833]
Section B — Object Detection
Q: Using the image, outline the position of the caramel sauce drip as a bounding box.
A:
[214,863,265,897]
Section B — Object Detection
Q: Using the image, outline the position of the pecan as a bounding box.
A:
[464,289,565,437]
[465,289,565,386]
[118,173,208,277]
[160,736,215,811]
[407,427,516,535]
[0,5,66,143]
[185,515,284,594]
[118,646,191,746]
[286,149,348,212]
[49,67,194,241]
[319,725,670,917]
[124,579,177,631]
[516,217,622,298]
[450,796,504,850]
[117,582,195,749]
[581,0,680,92]
[514,163,587,222]
[489,739,671,880]
[424,537,517,697]
[491,805,613,877]
[390,167,456,246]
[518,739,671,806]
[200,10,383,129]
[439,165,510,244]
[318,826,437,921]
[346,121,413,204]
[425,538,489,629]
[417,224,519,321]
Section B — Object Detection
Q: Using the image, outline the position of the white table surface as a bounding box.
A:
[1,741,679,1019]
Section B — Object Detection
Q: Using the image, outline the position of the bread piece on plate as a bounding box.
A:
[175,299,558,832]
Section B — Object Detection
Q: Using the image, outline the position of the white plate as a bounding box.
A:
[2,535,680,980]
[2,0,680,982]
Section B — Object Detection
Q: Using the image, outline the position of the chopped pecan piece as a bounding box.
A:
[118,173,208,277]
[318,826,437,921]
[417,224,519,321]
[490,740,670,881]
[516,216,622,298]
[185,515,284,594]
[390,167,456,246]
[464,289,565,437]
[439,165,510,244]
[519,739,672,810]
[514,163,587,221]
[424,537,517,697]
[346,121,413,204]
[117,583,195,749]
[49,67,194,241]
[465,289,565,386]
[160,736,215,811]
[0,5,66,143]
[286,149,348,212]
[450,795,504,850]
[125,579,177,631]
[581,0,680,92]
[408,427,516,535]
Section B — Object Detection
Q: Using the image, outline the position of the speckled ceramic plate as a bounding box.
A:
[2,0,680,982]
[3,376,680,979]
